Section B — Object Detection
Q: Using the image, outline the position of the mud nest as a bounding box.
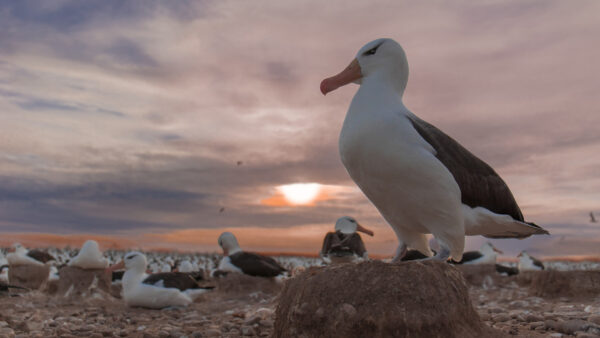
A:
[274,260,498,338]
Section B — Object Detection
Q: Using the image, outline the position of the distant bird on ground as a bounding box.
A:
[106,252,211,309]
[494,264,519,276]
[320,38,548,262]
[591,212,597,223]
[68,240,109,269]
[7,243,55,266]
[320,216,374,264]
[518,251,544,271]
[214,232,286,277]
[219,207,225,213]
[451,242,503,265]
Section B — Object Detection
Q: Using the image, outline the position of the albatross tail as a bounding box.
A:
[463,205,549,238]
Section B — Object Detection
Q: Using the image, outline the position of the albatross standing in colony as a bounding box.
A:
[320,216,374,264]
[214,232,286,277]
[320,38,549,262]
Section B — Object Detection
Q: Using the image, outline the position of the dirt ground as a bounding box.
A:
[1,266,600,337]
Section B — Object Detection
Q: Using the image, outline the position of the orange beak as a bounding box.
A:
[493,247,504,254]
[106,260,124,274]
[356,223,374,237]
[320,58,362,95]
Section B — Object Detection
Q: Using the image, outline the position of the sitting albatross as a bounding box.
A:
[106,252,211,309]
[320,216,374,264]
[320,38,549,262]
[214,232,286,277]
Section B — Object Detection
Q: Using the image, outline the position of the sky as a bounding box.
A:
[1,0,599,258]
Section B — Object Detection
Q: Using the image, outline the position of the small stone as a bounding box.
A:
[493,314,510,322]
[574,332,596,338]
[525,314,543,322]
[204,329,221,337]
[0,321,9,328]
[191,331,203,338]
[488,307,503,314]
[259,319,274,328]
[588,315,600,325]
[549,334,563,337]
[158,330,170,338]
[478,312,490,321]
[557,319,593,335]
[244,316,261,326]
[0,328,16,337]
[241,326,254,336]
[340,303,357,318]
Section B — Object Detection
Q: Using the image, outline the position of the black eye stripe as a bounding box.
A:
[363,42,384,56]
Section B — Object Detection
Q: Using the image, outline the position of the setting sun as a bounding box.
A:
[279,183,322,205]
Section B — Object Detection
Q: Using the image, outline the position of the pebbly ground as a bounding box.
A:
[1,267,600,337]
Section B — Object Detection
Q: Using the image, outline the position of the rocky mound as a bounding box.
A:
[274,260,500,338]
[8,265,50,289]
[529,270,600,299]
[53,266,112,297]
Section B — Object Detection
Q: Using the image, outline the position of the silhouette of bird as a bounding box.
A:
[590,212,597,223]
[236,161,243,166]
[219,207,225,213]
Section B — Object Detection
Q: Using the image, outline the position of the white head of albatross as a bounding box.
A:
[218,232,242,256]
[321,38,548,263]
[335,216,374,236]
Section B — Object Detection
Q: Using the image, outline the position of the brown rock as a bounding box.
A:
[273,260,502,338]
[8,264,50,289]
[588,314,600,325]
[214,273,282,296]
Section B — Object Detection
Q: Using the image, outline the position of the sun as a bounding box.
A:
[279,183,322,205]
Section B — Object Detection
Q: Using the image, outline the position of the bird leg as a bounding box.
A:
[416,246,450,262]
[391,243,407,263]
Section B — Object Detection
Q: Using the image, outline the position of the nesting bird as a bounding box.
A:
[518,251,544,271]
[6,243,55,266]
[451,242,503,265]
[320,216,374,264]
[107,252,210,309]
[215,232,286,277]
[68,240,109,269]
[321,38,548,262]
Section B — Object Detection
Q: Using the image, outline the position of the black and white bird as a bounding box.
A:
[518,251,544,271]
[451,242,503,265]
[6,243,56,266]
[106,252,211,309]
[320,216,374,264]
[214,232,286,277]
[320,38,549,262]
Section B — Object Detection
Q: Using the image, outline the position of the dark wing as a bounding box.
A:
[408,115,524,221]
[532,257,545,270]
[495,264,519,276]
[450,251,483,264]
[27,250,56,263]
[320,232,335,256]
[0,265,8,273]
[143,272,199,291]
[401,249,430,261]
[111,270,125,282]
[0,282,29,292]
[229,252,286,277]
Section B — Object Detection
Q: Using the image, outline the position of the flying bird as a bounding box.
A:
[590,212,597,223]
[237,161,243,166]
[321,38,548,262]
[219,207,225,213]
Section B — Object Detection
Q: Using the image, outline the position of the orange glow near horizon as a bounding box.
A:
[261,183,353,207]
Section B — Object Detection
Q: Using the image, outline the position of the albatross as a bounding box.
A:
[320,38,549,262]
[214,232,286,277]
[320,216,374,264]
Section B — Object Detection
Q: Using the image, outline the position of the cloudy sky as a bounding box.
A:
[1,0,599,258]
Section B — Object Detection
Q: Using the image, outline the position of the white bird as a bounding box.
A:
[68,240,109,269]
[214,232,286,277]
[107,252,209,309]
[321,38,549,262]
[320,216,374,264]
[451,242,503,265]
[6,243,47,266]
[518,251,544,271]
